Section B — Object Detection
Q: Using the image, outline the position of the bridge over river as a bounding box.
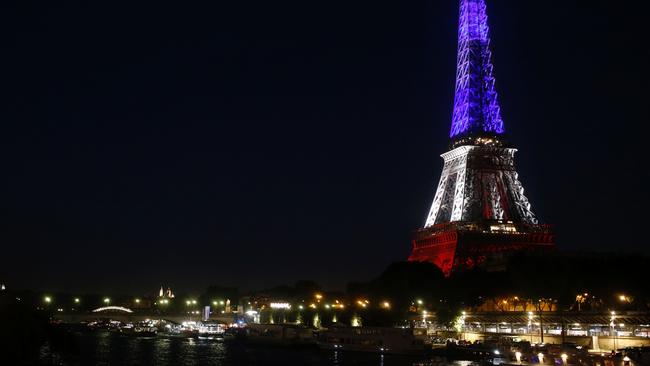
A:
[53,307,237,325]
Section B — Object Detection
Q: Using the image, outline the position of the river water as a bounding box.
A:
[38,332,479,366]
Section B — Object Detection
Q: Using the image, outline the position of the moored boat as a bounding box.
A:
[244,323,317,346]
[317,326,430,355]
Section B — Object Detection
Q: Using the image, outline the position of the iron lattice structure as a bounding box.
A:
[450,0,504,138]
[409,0,555,276]
[424,145,537,227]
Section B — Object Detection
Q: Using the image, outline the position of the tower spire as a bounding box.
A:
[450,0,505,139]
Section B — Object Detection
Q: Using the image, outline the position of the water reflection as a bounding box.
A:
[38,332,479,366]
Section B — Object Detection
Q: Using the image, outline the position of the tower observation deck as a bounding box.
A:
[408,0,555,276]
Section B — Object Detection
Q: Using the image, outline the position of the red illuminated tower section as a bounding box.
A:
[408,0,555,276]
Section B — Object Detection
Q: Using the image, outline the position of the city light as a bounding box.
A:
[298,305,304,310]
[561,353,568,364]
[416,299,423,305]
[575,293,590,311]
[537,353,544,363]
[515,351,522,363]
[213,301,218,306]
[44,296,52,304]
[619,294,632,303]
[381,301,391,309]
[269,302,291,309]
[314,293,323,300]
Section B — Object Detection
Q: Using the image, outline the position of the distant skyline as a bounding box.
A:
[3,0,649,293]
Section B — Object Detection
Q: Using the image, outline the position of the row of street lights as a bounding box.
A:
[41,296,231,307]
[43,296,111,305]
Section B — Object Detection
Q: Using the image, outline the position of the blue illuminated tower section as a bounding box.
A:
[450,0,504,138]
[409,0,555,276]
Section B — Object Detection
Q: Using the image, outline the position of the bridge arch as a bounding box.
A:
[91,306,133,313]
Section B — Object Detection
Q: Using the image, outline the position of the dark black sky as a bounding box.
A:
[3,0,649,293]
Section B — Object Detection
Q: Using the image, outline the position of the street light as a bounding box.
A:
[44,296,52,304]
[103,298,110,304]
[528,312,534,342]
[460,311,467,334]
[134,298,140,304]
[74,298,80,304]
[610,311,617,350]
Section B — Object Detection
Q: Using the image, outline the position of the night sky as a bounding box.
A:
[3,1,649,293]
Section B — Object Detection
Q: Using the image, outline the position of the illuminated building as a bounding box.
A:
[409,0,555,275]
[158,285,175,299]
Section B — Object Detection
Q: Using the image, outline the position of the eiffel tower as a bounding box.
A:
[409,0,555,276]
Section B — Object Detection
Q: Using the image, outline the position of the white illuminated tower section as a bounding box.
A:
[409,0,555,275]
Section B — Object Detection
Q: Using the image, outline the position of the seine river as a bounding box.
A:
[37,332,479,366]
